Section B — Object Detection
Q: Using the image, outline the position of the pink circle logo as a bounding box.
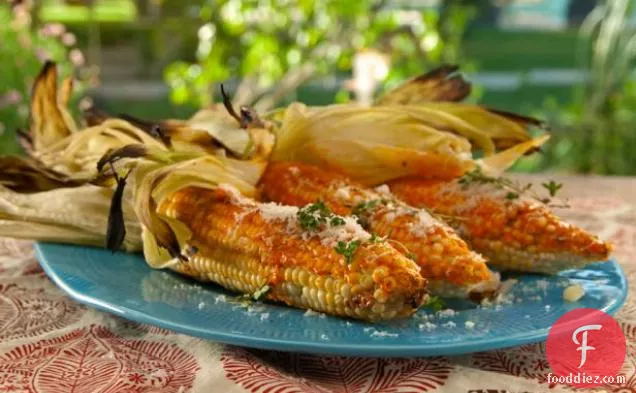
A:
[546,308,626,388]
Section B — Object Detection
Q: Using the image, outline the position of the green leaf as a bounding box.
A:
[541,180,563,197]
[351,199,380,217]
[424,296,445,312]
[297,200,331,230]
[334,240,361,264]
[330,216,345,227]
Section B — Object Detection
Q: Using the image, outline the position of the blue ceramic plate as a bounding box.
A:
[35,242,627,357]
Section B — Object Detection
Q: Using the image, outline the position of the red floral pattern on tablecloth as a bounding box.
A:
[466,391,523,393]
[0,238,43,277]
[607,225,636,265]
[221,346,453,393]
[0,238,33,259]
[471,343,561,390]
[0,325,199,393]
[115,318,176,336]
[0,283,84,342]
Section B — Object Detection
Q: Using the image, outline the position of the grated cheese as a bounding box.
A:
[223,184,370,252]
[419,322,437,331]
[334,186,351,201]
[444,181,520,213]
[437,309,457,318]
[370,330,399,338]
[258,202,299,222]
[374,184,392,196]
[408,210,438,237]
[317,215,371,247]
[304,309,320,317]
[288,166,300,176]
[536,279,550,292]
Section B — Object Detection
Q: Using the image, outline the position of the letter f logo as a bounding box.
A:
[572,324,602,368]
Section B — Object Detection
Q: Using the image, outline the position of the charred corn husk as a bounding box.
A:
[270,102,550,186]
[387,176,613,274]
[0,184,142,251]
[374,64,472,105]
[156,186,427,321]
[259,161,500,299]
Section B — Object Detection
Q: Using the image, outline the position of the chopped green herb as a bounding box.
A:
[298,201,350,230]
[542,180,563,197]
[330,216,345,227]
[297,201,330,230]
[334,240,361,264]
[368,232,386,243]
[253,285,271,301]
[406,252,417,261]
[234,294,254,307]
[424,295,445,312]
[352,199,380,217]
[505,192,519,200]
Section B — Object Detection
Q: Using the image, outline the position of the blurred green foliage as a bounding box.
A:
[5,0,636,175]
[0,3,84,155]
[524,0,636,175]
[464,29,580,71]
[163,0,476,110]
[39,0,137,23]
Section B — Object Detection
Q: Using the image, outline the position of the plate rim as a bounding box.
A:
[34,242,628,357]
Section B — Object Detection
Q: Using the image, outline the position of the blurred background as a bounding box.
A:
[2,0,636,174]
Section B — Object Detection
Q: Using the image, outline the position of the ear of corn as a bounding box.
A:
[387,177,613,274]
[259,161,500,300]
[415,102,540,151]
[99,146,426,321]
[271,102,476,185]
[269,98,550,185]
[156,186,427,321]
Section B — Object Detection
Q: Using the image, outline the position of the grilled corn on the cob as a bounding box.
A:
[387,177,612,274]
[156,185,427,321]
[259,161,500,299]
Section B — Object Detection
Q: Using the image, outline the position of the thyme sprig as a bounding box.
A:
[459,167,568,208]
[542,180,563,197]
